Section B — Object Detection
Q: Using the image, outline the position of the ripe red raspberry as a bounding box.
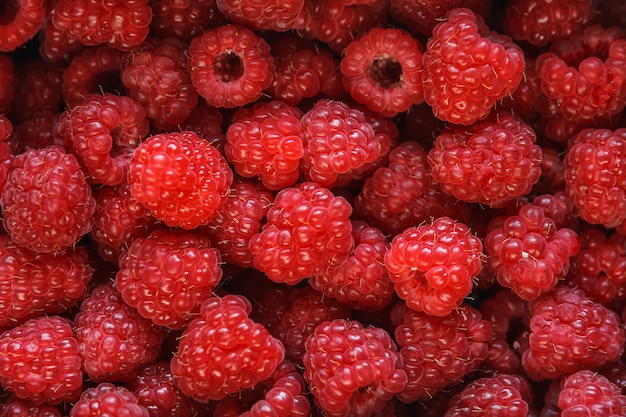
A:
[188,24,275,108]
[300,99,391,187]
[557,370,626,417]
[62,93,149,186]
[385,217,483,317]
[177,102,225,150]
[249,182,354,285]
[150,0,225,42]
[10,59,63,124]
[340,27,424,117]
[38,19,83,62]
[216,0,304,32]
[0,396,62,417]
[74,283,164,382]
[116,228,223,330]
[522,286,625,380]
[0,316,82,405]
[536,25,626,124]
[564,128,626,228]
[392,303,492,403]
[1,145,96,254]
[225,100,304,191]
[128,131,233,229]
[0,235,92,329]
[70,383,150,417]
[303,319,407,417]
[170,294,285,402]
[422,8,525,125]
[0,54,15,115]
[309,220,394,311]
[121,37,198,130]
[0,115,13,195]
[428,114,543,207]
[51,0,152,50]
[0,0,46,52]
[484,204,581,300]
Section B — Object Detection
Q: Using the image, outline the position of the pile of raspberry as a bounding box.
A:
[2,0,626,416]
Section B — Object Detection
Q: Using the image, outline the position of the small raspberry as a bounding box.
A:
[0,316,83,405]
[522,286,626,380]
[249,182,354,285]
[0,396,62,417]
[116,228,223,330]
[341,27,424,117]
[303,319,407,417]
[557,370,626,417]
[385,216,484,317]
[392,303,492,402]
[422,8,525,125]
[128,131,233,229]
[0,145,96,254]
[188,24,275,108]
[170,294,285,402]
[225,100,304,191]
[69,383,149,417]
[216,0,305,32]
[0,0,46,52]
[428,113,543,207]
[149,0,225,42]
[10,59,63,124]
[0,54,15,115]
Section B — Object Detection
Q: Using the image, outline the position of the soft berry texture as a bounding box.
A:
[38,19,83,63]
[522,286,626,380]
[564,128,626,228]
[385,217,483,317]
[188,24,275,108]
[422,8,525,125]
[70,383,150,417]
[249,182,354,285]
[128,131,233,229]
[74,283,164,382]
[340,27,424,117]
[0,145,96,254]
[300,99,391,187]
[0,396,63,417]
[0,0,46,52]
[116,228,223,330]
[0,235,92,329]
[225,100,304,191]
[392,303,492,403]
[428,113,543,207]
[216,0,304,31]
[149,0,225,42]
[170,294,285,402]
[303,319,407,417]
[557,370,626,417]
[0,316,82,405]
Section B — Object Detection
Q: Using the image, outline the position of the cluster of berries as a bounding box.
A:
[1,0,626,416]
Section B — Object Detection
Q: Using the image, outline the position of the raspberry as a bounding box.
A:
[62,93,149,186]
[10,59,63,124]
[530,191,578,230]
[38,19,83,62]
[303,319,407,417]
[11,111,58,154]
[51,0,152,50]
[121,37,198,130]
[225,100,304,191]
[422,8,525,125]
[0,115,13,195]
[69,383,150,417]
[149,0,225,42]
[249,182,354,285]
[0,0,46,52]
[128,131,233,229]
[0,396,62,417]
[309,220,394,311]
[0,316,82,405]
[557,370,626,417]
[300,99,391,187]
[216,0,305,32]
[116,228,223,330]
[0,54,15,115]
[535,25,626,124]
[522,286,625,380]
[177,102,225,149]
[564,128,626,228]
[484,204,581,300]
[340,27,424,117]
[0,235,92,329]
[428,113,543,207]
[1,145,96,254]
[188,24,275,108]
[170,294,285,402]
[385,216,484,317]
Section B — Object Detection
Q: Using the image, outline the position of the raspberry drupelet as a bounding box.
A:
[340,27,424,117]
[69,383,150,417]
[557,370,626,417]
[188,24,275,108]
[0,0,46,52]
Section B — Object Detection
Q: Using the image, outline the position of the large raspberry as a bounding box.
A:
[70,383,150,417]
[422,8,525,125]
[303,319,407,417]
[128,131,233,229]
[0,0,46,52]
[385,216,484,317]
[0,145,96,254]
[557,370,626,417]
[170,294,285,402]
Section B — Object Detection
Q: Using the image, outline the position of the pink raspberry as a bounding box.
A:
[0,0,46,52]
[70,383,150,417]
[216,0,305,31]
[557,370,626,417]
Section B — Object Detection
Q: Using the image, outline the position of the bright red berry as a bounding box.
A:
[70,383,150,417]
[216,0,305,32]
[0,396,63,417]
[557,370,626,417]
[0,0,46,52]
